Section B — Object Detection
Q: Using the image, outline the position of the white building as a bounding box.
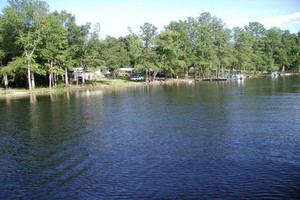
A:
[116,68,135,76]
[72,67,105,83]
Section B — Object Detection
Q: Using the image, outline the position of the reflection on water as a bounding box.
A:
[0,76,300,199]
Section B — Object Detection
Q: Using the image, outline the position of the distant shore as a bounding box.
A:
[4,74,297,98]
[0,78,195,98]
[0,79,135,98]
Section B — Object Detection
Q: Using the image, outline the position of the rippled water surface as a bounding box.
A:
[1,76,300,199]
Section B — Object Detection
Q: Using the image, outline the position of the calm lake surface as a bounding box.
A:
[1,76,300,199]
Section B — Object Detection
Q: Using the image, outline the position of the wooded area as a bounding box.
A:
[0,0,299,89]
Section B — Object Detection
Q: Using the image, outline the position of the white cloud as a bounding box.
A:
[262,12,300,28]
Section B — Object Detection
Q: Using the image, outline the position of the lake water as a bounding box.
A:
[1,76,300,199]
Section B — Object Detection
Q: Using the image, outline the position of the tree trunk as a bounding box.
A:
[3,74,8,89]
[184,67,188,79]
[82,74,85,84]
[54,73,57,86]
[221,64,224,77]
[26,56,35,90]
[27,60,32,90]
[65,70,69,85]
[49,60,53,89]
[146,69,149,82]
[31,73,35,89]
[49,72,52,89]
[153,71,158,81]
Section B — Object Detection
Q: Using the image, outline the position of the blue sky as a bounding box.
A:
[1,0,300,38]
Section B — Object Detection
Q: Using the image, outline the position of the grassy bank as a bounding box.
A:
[0,77,199,98]
[0,78,145,98]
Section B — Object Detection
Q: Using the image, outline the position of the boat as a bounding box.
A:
[261,71,278,77]
[202,78,227,81]
[212,78,227,81]
[227,69,244,81]
[227,74,244,81]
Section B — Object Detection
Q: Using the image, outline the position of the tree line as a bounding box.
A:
[1,0,299,89]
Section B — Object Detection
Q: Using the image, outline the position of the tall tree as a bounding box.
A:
[245,22,266,73]
[55,10,79,85]
[139,22,158,81]
[39,11,68,89]
[263,28,283,72]
[211,17,231,77]
[123,34,143,68]
[0,11,24,88]
[156,29,182,77]
[62,12,90,83]
[1,0,49,90]
[82,23,105,75]
[194,13,218,78]
[0,22,8,87]
[166,20,193,78]
[280,31,299,72]
[233,27,254,73]
[103,36,129,77]
[139,22,157,49]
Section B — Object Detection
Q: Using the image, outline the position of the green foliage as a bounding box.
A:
[0,56,26,83]
[81,24,105,72]
[2,56,26,72]
[103,36,129,73]
[123,34,143,67]
[156,29,183,74]
[0,3,299,89]
[139,22,158,49]
[233,28,254,71]
[1,0,49,89]
[137,22,159,80]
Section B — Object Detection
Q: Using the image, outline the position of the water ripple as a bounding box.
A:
[1,77,300,199]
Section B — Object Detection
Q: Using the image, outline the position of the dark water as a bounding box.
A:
[1,76,300,199]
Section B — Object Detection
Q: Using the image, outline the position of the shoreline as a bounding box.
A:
[2,74,291,98]
[0,78,190,99]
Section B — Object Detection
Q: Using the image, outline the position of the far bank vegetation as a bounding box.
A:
[0,0,299,90]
